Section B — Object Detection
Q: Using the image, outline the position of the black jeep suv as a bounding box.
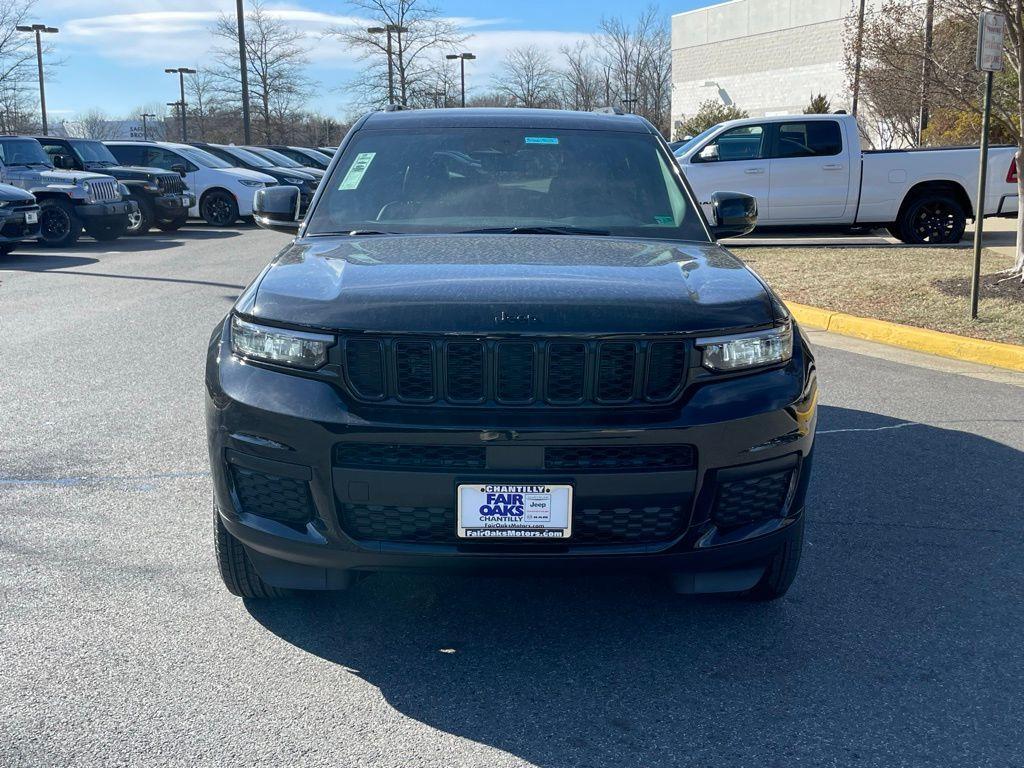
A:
[207,108,817,601]
[37,137,194,234]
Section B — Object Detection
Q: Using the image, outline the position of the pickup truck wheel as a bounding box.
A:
[897,194,967,244]
[37,198,82,247]
[156,215,188,232]
[214,507,287,599]
[200,191,239,227]
[126,196,154,235]
[741,516,804,601]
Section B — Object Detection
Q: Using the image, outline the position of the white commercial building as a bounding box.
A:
[670,0,862,139]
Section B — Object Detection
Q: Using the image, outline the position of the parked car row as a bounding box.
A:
[0,135,333,252]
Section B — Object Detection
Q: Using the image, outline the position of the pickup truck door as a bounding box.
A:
[767,119,851,221]
[681,123,770,223]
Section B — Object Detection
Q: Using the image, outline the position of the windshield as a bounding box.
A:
[306,127,708,241]
[180,146,232,169]
[221,146,274,168]
[673,125,721,156]
[0,137,51,167]
[70,140,118,165]
[248,147,302,168]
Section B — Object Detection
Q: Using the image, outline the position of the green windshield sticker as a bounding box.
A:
[524,136,559,145]
[338,152,375,190]
[654,215,674,225]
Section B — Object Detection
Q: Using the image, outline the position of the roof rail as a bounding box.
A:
[383,103,409,112]
[592,105,626,115]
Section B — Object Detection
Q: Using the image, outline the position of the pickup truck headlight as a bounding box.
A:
[238,180,264,188]
[230,316,332,370]
[697,322,793,371]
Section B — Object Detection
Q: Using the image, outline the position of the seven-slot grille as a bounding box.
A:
[89,179,120,202]
[157,174,186,194]
[342,336,688,407]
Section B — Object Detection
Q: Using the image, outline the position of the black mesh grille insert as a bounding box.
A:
[343,504,454,542]
[335,443,485,470]
[597,342,637,402]
[345,340,385,399]
[546,343,586,402]
[446,342,485,402]
[395,341,434,400]
[230,465,312,524]
[496,342,535,402]
[711,470,793,528]
[645,342,686,400]
[545,445,695,471]
[575,505,685,542]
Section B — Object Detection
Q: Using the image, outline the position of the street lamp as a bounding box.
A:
[16,23,58,135]
[164,67,197,141]
[367,24,409,105]
[445,52,476,108]
[235,0,252,144]
[140,113,156,140]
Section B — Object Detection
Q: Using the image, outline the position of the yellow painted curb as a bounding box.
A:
[786,301,1024,373]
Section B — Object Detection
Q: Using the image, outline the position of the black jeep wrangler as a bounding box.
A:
[37,137,195,235]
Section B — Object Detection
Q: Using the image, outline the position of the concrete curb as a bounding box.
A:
[787,301,1024,372]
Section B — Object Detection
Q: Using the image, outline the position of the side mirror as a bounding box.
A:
[170,163,187,177]
[253,185,301,233]
[698,144,719,162]
[710,191,757,239]
[54,154,75,170]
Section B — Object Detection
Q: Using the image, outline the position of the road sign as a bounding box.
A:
[976,12,1005,72]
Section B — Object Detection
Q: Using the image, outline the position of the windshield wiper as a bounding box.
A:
[458,226,610,236]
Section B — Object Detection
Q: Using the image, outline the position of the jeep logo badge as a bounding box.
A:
[495,310,539,324]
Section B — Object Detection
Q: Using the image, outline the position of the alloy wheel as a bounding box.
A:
[204,196,234,226]
[41,207,71,242]
[912,201,958,243]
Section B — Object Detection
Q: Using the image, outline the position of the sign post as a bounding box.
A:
[971,11,1005,319]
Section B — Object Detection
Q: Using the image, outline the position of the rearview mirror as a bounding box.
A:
[170,163,187,177]
[710,191,757,239]
[253,185,301,233]
[698,144,719,162]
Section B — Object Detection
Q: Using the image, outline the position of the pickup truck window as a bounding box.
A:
[307,127,709,242]
[773,121,842,158]
[695,125,765,162]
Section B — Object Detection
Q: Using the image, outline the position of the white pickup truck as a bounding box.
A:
[673,113,1019,243]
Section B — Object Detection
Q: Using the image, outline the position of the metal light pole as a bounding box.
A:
[851,0,866,115]
[164,67,197,141]
[236,0,251,144]
[445,52,476,107]
[16,24,58,135]
[368,25,409,105]
[917,0,935,145]
[140,113,156,140]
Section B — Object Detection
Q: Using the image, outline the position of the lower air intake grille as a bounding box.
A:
[343,504,454,542]
[711,470,793,528]
[230,465,312,524]
[575,505,686,543]
[545,445,695,471]
[335,443,486,470]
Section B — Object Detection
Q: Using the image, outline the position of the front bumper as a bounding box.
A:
[206,322,818,589]
[0,206,41,243]
[154,192,195,217]
[77,199,136,219]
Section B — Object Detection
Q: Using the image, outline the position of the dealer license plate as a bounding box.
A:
[457,483,573,539]
[24,210,38,224]
[181,195,191,206]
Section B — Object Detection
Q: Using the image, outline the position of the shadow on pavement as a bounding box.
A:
[0,252,99,271]
[246,405,1024,767]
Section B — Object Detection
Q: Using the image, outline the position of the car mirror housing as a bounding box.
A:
[170,163,188,177]
[698,144,719,162]
[710,191,757,239]
[253,185,301,233]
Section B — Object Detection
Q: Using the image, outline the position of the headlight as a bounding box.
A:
[696,322,793,371]
[0,200,8,208]
[81,181,92,200]
[283,177,306,186]
[142,181,160,192]
[238,180,264,188]
[117,183,130,198]
[230,316,332,370]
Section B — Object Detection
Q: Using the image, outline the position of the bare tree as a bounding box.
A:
[560,41,604,112]
[185,70,225,142]
[0,0,40,133]
[328,0,465,109]
[492,46,561,108]
[76,109,117,140]
[847,0,1024,279]
[212,0,315,143]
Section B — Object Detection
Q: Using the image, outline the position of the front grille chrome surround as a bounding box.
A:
[340,335,688,408]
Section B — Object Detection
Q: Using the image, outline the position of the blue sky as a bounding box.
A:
[37,0,705,122]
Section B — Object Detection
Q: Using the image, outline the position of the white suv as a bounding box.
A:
[105,141,276,226]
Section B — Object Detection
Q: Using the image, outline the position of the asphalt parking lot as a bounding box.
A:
[2,227,1023,768]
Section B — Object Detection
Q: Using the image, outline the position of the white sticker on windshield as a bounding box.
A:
[338,152,375,190]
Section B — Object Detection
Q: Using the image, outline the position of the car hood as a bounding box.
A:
[0,183,35,203]
[264,167,317,182]
[38,169,115,185]
[88,165,170,181]
[242,234,777,335]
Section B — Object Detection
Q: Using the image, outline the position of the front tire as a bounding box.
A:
[37,198,82,247]
[214,508,287,599]
[742,516,804,601]
[895,194,967,244]
[200,190,239,227]
[126,196,155,235]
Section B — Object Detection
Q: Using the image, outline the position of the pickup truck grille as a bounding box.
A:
[341,335,688,407]
[90,179,119,203]
[157,174,186,194]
